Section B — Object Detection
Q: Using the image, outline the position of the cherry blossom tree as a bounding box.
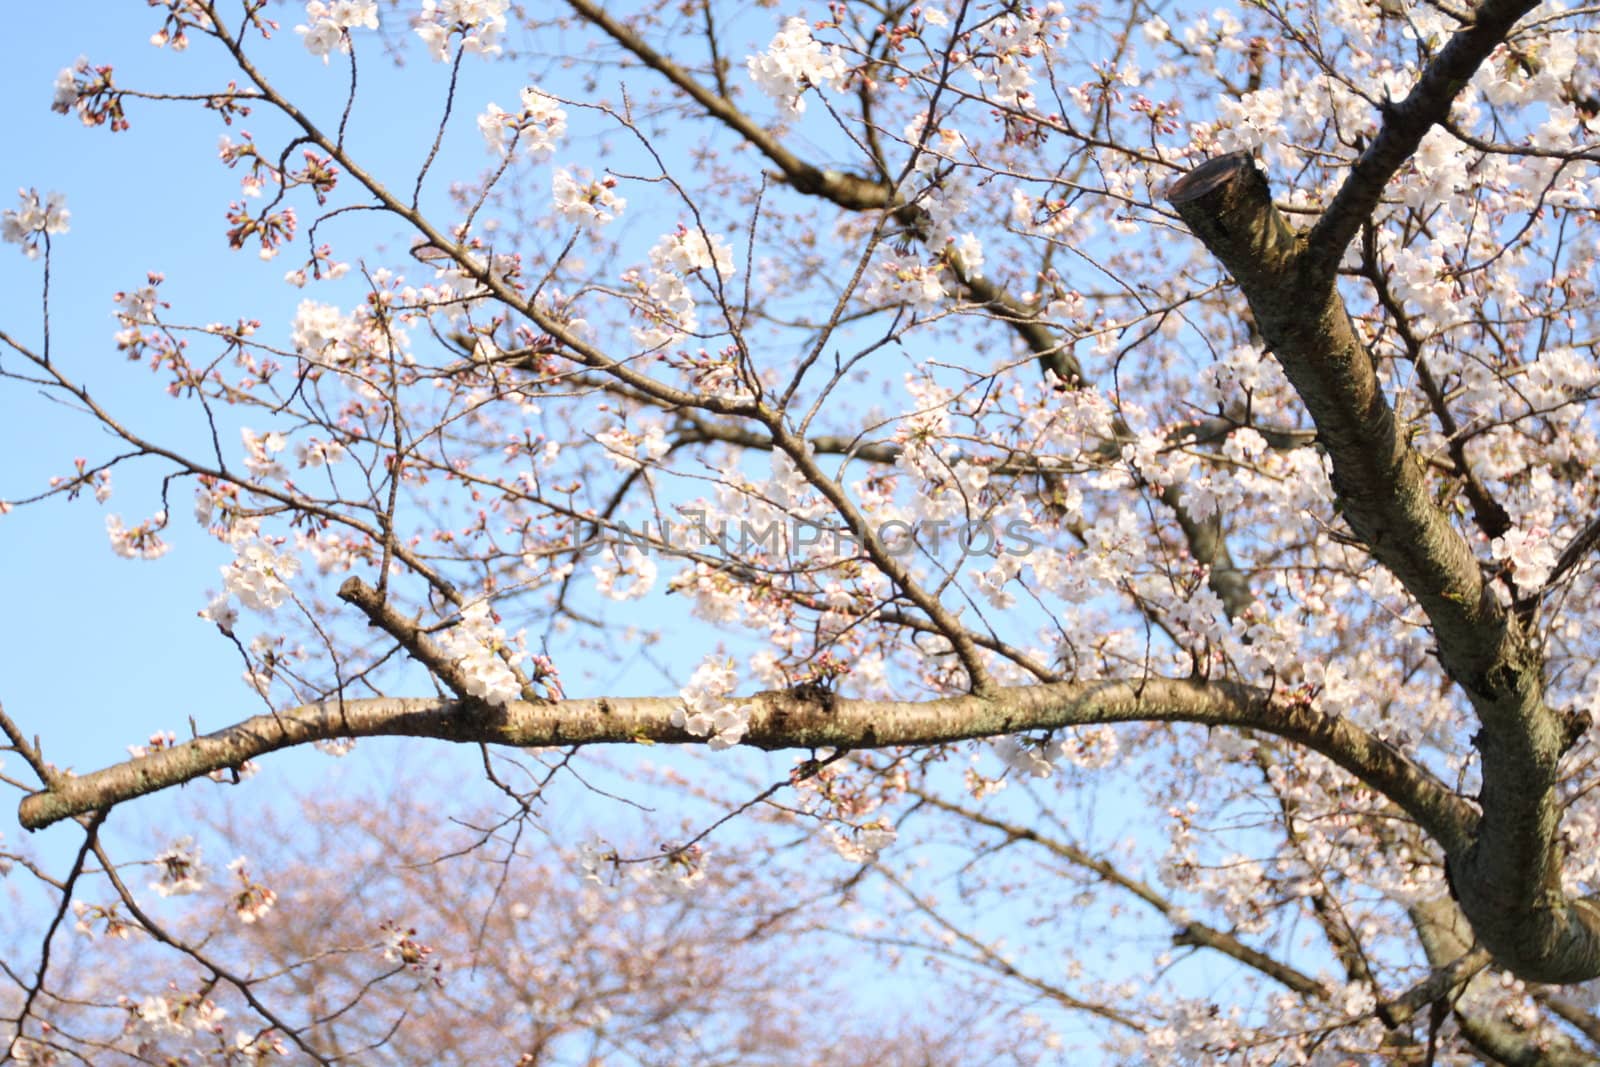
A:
[2,776,1004,1065]
[5,0,1600,1061]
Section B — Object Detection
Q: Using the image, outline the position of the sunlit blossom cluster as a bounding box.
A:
[747,17,849,113]
[552,168,626,228]
[106,512,171,560]
[479,87,567,161]
[591,543,658,600]
[2,188,69,258]
[825,821,898,862]
[956,3,1075,109]
[126,990,229,1038]
[674,655,750,749]
[296,0,379,61]
[150,837,209,897]
[415,0,508,61]
[227,857,278,924]
[578,837,709,896]
[221,539,300,613]
[434,600,524,707]
[623,226,737,352]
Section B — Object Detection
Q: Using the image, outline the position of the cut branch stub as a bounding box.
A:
[1166,151,1303,297]
[1165,153,1494,679]
[1167,150,1256,202]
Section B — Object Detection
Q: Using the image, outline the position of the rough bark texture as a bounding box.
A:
[18,677,1472,841]
[1411,898,1592,1065]
[1168,152,1600,984]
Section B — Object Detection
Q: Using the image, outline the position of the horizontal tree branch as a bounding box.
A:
[18,678,1473,844]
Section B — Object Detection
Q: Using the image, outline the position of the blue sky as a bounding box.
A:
[3,7,606,761]
[1,11,264,840]
[0,3,641,864]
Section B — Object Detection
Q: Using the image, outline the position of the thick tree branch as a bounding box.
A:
[1547,512,1600,593]
[337,576,539,702]
[1356,227,1512,541]
[1537,992,1600,1053]
[565,0,1088,383]
[945,252,1082,383]
[1411,897,1593,1065]
[17,676,1472,841]
[1168,151,1600,983]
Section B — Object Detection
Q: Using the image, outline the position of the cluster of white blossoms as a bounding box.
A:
[2,188,69,258]
[1491,525,1559,589]
[552,168,626,228]
[285,290,410,379]
[104,511,170,560]
[107,272,173,355]
[862,251,948,307]
[896,114,980,245]
[296,0,378,61]
[240,426,289,481]
[221,540,301,612]
[972,551,1023,610]
[290,298,355,362]
[578,837,707,896]
[415,0,508,61]
[50,58,86,118]
[593,422,669,471]
[187,416,361,637]
[295,528,358,577]
[434,600,523,707]
[575,837,616,885]
[72,899,133,941]
[378,920,437,973]
[747,16,849,113]
[591,544,657,601]
[479,86,567,161]
[199,537,300,635]
[227,857,278,924]
[626,226,737,351]
[959,3,1074,109]
[992,734,1070,778]
[826,821,898,863]
[675,655,750,749]
[150,837,209,897]
[295,436,348,469]
[650,226,736,279]
[128,992,229,1040]
[124,994,286,1059]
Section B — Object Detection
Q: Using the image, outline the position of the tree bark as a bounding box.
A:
[16,676,1471,843]
[1167,152,1600,984]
